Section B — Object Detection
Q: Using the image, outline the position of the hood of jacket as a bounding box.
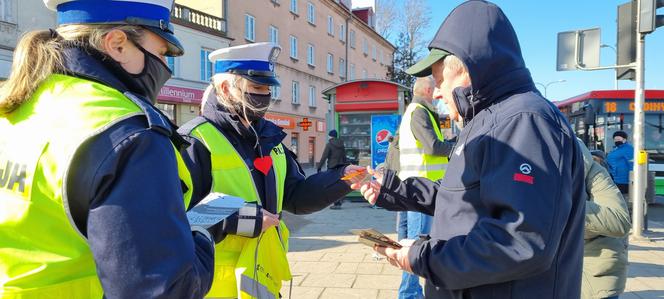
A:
[428,0,536,120]
[328,138,345,149]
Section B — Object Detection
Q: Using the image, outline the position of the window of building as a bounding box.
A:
[362,68,367,79]
[362,38,368,55]
[372,45,377,60]
[244,14,255,42]
[349,63,355,80]
[155,103,176,123]
[308,85,316,107]
[290,0,298,14]
[166,57,178,77]
[339,58,346,77]
[326,53,334,74]
[270,85,281,100]
[379,49,384,65]
[349,30,356,48]
[307,44,315,66]
[339,23,346,42]
[269,25,279,45]
[327,16,334,36]
[200,48,214,81]
[0,0,16,24]
[290,35,298,59]
[307,2,315,24]
[292,81,300,104]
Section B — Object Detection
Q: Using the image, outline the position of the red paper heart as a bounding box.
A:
[253,156,273,175]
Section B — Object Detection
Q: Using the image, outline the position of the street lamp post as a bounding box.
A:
[535,79,566,98]
[601,44,619,90]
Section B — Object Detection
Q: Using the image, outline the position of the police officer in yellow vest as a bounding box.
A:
[396,76,453,299]
[0,1,216,298]
[178,42,364,299]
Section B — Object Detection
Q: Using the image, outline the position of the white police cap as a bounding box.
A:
[44,0,184,56]
[209,42,282,86]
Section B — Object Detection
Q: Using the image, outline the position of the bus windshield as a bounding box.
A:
[600,114,664,153]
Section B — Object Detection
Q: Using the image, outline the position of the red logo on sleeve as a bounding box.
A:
[513,173,534,184]
[514,163,534,184]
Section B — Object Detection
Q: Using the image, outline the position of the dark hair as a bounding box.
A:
[613,131,628,139]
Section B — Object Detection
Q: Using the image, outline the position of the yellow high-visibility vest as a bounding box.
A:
[188,121,291,299]
[398,102,449,180]
[0,74,192,298]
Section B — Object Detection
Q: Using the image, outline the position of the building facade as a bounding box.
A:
[202,0,395,167]
[163,2,232,124]
[0,0,56,79]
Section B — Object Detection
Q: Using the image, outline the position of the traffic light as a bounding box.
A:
[617,1,636,80]
[638,0,664,34]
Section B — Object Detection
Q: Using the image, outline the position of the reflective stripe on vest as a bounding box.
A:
[0,74,192,298]
[189,121,291,298]
[398,103,449,181]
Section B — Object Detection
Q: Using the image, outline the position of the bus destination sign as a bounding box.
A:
[603,101,664,114]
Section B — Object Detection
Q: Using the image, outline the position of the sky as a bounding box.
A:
[414,0,664,102]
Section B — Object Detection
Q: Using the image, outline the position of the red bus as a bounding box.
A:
[555,90,664,196]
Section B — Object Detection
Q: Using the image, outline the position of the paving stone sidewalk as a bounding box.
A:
[280,200,664,299]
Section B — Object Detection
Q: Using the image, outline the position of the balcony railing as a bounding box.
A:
[171,4,227,37]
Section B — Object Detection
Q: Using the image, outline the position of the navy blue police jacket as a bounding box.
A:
[374,1,587,298]
[178,98,352,240]
[62,45,214,298]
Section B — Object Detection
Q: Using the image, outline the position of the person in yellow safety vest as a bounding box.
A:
[395,76,454,299]
[0,1,217,298]
[178,42,365,299]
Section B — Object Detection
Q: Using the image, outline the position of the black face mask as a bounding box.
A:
[131,44,172,104]
[615,141,624,147]
[243,92,272,122]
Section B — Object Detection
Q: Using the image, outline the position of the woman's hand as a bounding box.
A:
[261,209,280,232]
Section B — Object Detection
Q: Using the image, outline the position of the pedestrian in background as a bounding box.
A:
[0,0,216,297]
[178,42,363,298]
[395,76,454,299]
[578,140,631,299]
[318,129,349,209]
[353,1,587,298]
[607,130,634,195]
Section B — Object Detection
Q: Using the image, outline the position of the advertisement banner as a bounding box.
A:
[264,113,296,129]
[371,114,400,168]
[158,85,204,104]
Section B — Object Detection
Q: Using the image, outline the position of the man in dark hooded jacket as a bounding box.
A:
[353,1,586,298]
[319,129,348,209]
[318,129,348,172]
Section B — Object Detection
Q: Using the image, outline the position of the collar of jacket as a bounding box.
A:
[412,97,440,119]
[60,43,144,96]
[59,43,188,149]
[202,99,287,156]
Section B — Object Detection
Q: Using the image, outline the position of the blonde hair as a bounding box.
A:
[203,73,267,122]
[0,24,144,115]
[443,55,468,75]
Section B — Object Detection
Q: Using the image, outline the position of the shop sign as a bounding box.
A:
[298,118,313,131]
[158,85,204,104]
[265,113,296,129]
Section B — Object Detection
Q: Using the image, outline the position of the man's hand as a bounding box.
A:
[341,164,366,186]
[350,166,384,205]
[261,209,280,232]
[374,241,413,273]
